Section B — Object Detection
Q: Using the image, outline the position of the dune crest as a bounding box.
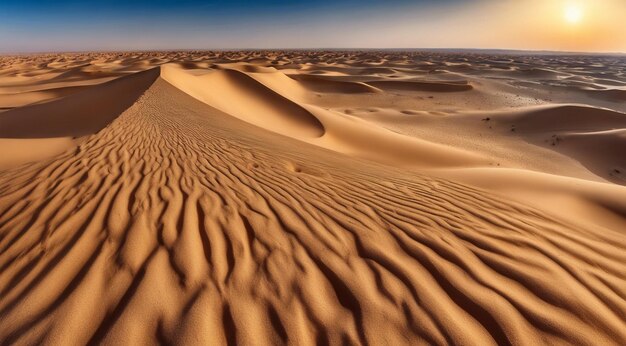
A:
[160,65,325,138]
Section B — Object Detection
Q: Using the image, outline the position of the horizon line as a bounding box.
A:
[2,47,626,57]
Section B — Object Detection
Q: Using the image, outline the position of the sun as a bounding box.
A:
[564,4,583,24]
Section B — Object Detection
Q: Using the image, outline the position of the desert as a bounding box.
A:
[0,50,624,345]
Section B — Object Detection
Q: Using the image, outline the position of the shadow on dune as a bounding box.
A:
[0,68,160,138]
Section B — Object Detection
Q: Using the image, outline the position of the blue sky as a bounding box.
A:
[1,0,625,53]
[0,0,469,52]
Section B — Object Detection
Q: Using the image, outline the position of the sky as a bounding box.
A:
[1,0,625,53]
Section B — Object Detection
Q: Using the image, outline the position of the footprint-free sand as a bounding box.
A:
[1,51,625,345]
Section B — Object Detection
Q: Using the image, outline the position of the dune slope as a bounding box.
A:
[0,68,159,138]
[0,71,625,345]
[161,65,324,138]
[0,68,160,169]
[490,105,626,183]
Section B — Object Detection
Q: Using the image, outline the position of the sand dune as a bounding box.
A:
[368,80,473,92]
[550,129,626,184]
[288,74,381,94]
[0,51,625,345]
[586,89,626,103]
[503,104,626,132]
[0,68,160,168]
[161,65,324,138]
[161,65,485,167]
[0,68,159,138]
[482,104,626,182]
[0,85,87,110]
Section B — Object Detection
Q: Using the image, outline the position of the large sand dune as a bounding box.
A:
[0,51,625,345]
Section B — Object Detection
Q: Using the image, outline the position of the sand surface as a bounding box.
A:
[0,51,625,345]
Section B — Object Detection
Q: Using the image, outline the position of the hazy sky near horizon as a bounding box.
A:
[1,0,625,53]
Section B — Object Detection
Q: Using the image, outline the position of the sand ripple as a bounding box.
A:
[1,74,625,345]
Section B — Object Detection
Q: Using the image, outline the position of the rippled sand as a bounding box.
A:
[1,51,625,345]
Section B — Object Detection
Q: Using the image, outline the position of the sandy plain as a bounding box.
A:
[0,50,625,345]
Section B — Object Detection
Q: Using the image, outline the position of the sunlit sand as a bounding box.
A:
[0,50,625,345]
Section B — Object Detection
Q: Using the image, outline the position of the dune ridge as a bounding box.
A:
[161,65,325,138]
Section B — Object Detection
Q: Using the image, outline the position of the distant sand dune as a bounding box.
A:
[287,74,381,94]
[368,80,473,92]
[0,68,159,138]
[489,104,626,183]
[0,85,87,110]
[0,68,160,168]
[586,89,626,103]
[504,104,626,132]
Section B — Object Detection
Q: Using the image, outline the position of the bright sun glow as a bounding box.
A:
[564,4,583,24]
